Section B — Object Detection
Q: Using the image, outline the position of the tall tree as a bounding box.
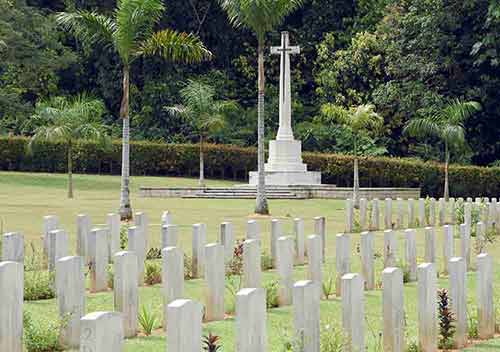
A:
[404,99,481,200]
[27,95,110,198]
[218,0,304,215]
[322,103,383,207]
[166,80,236,187]
[56,0,211,219]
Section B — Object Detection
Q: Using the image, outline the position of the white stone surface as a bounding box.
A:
[43,215,59,256]
[307,235,322,299]
[161,211,172,226]
[442,225,454,274]
[370,198,380,230]
[408,199,416,228]
[162,246,184,331]
[449,257,467,348]
[396,198,404,229]
[2,232,24,263]
[205,243,225,321]
[464,201,472,228]
[359,198,368,230]
[417,263,437,352]
[247,220,260,240]
[335,233,351,296]
[0,261,23,352]
[450,198,456,224]
[243,239,261,288]
[277,236,294,306]
[383,230,398,268]
[271,219,282,265]
[162,224,178,249]
[134,212,149,250]
[107,213,121,258]
[424,227,436,263]
[127,226,146,285]
[460,223,471,270]
[361,231,375,290]
[385,198,393,229]
[80,312,124,352]
[341,273,365,352]
[192,223,206,279]
[313,216,326,261]
[477,253,495,339]
[167,299,203,352]
[345,199,354,233]
[418,198,426,226]
[236,288,267,352]
[220,222,235,262]
[429,198,436,226]
[293,280,320,352]
[476,221,486,254]
[293,218,305,265]
[89,228,109,292]
[113,251,138,338]
[404,229,417,282]
[438,198,446,225]
[382,267,405,352]
[47,229,69,272]
[76,214,91,260]
[56,256,85,348]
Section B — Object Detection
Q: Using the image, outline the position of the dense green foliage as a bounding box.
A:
[0,0,499,165]
[2,136,500,197]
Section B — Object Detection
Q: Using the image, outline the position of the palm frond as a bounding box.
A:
[115,0,165,63]
[403,117,441,139]
[440,99,481,125]
[137,29,211,63]
[56,11,116,50]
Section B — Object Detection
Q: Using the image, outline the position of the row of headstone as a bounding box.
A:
[346,197,500,233]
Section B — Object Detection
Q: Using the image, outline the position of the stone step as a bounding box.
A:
[183,192,306,199]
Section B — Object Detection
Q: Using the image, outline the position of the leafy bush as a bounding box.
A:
[119,223,129,250]
[107,264,114,289]
[184,254,193,280]
[138,305,158,336]
[24,270,55,301]
[146,247,162,260]
[23,311,63,352]
[264,280,279,309]
[225,275,241,314]
[320,321,346,352]
[144,261,161,286]
[226,241,244,277]
[2,136,500,197]
[261,253,273,271]
[438,289,455,350]
[203,332,222,352]
[322,275,335,300]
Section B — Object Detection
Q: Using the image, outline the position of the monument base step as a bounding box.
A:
[248,170,322,186]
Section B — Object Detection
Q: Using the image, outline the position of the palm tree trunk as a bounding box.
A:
[119,66,133,220]
[67,140,73,199]
[444,144,450,201]
[199,134,205,188]
[255,39,269,215]
[353,136,359,209]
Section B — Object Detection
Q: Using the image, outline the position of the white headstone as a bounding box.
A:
[107,213,121,258]
[382,267,405,352]
[313,216,326,261]
[370,198,380,230]
[76,214,91,260]
[335,233,350,296]
[293,218,305,265]
[162,246,184,331]
[424,227,436,263]
[404,229,417,282]
[383,230,398,268]
[162,224,178,249]
[236,288,267,352]
[276,236,294,306]
[243,239,261,288]
[460,223,471,270]
[205,243,225,321]
[0,261,23,352]
[345,199,354,233]
[442,225,454,274]
[359,198,368,231]
[449,257,467,348]
[113,251,138,338]
[167,300,203,352]
[2,232,24,263]
[127,226,146,285]
[341,273,365,352]
[47,229,69,272]
[417,263,437,352]
[293,280,320,352]
[220,222,235,262]
[134,212,149,250]
[477,253,495,339]
[385,198,393,229]
[271,219,282,265]
[360,231,375,290]
[80,312,124,352]
[43,215,59,256]
[307,235,322,299]
[247,220,259,240]
[89,228,109,292]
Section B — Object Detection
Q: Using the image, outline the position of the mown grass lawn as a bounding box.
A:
[1,171,500,351]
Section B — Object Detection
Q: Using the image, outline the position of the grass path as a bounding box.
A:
[1,171,500,351]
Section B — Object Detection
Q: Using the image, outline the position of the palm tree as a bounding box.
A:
[322,103,383,208]
[166,80,236,187]
[218,0,304,215]
[57,0,211,219]
[404,99,481,200]
[27,95,110,199]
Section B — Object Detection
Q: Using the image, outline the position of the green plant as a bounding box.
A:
[320,321,346,352]
[397,260,412,284]
[144,261,161,286]
[322,275,335,300]
[406,340,421,352]
[261,253,273,271]
[468,306,479,339]
[107,264,114,289]
[184,254,193,280]
[203,332,222,351]
[138,305,158,336]
[438,288,455,350]
[264,280,279,309]
[57,0,211,219]
[146,247,162,260]
[225,275,241,314]
[226,241,244,276]
[119,223,129,250]
[23,311,63,352]
[24,270,55,301]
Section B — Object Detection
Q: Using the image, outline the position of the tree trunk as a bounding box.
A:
[353,136,359,209]
[199,134,205,188]
[67,141,73,199]
[119,66,133,220]
[255,39,269,215]
[444,144,450,201]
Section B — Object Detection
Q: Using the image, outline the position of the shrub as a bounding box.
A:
[225,275,241,314]
[146,247,162,260]
[184,254,193,280]
[120,223,129,250]
[138,305,158,336]
[24,270,55,301]
[438,289,455,350]
[264,280,279,309]
[144,261,161,286]
[226,241,244,277]
[2,136,500,197]
[203,332,222,352]
[23,311,63,352]
[107,264,114,289]
[322,275,335,300]
[320,321,346,352]
[261,253,273,271]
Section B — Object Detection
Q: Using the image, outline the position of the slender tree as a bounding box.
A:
[27,95,110,199]
[404,99,481,200]
[322,103,383,208]
[57,0,211,219]
[218,0,304,215]
[166,80,236,187]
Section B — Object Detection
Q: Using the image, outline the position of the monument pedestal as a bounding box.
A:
[249,140,321,186]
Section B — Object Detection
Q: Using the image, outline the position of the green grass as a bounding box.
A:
[1,171,500,351]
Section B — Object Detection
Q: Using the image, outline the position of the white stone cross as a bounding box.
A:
[271,31,300,141]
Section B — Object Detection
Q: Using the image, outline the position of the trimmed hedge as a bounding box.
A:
[1,136,499,197]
